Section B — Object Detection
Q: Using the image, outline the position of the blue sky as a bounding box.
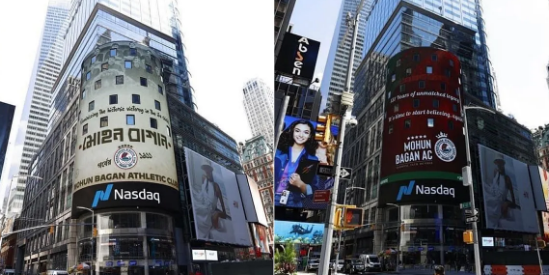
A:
[289,0,549,130]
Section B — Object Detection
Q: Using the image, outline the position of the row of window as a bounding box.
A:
[387,118,456,133]
[92,47,155,63]
[85,59,156,80]
[88,95,161,111]
[81,75,163,99]
[391,67,453,82]
[82,116,171,136]
[395,53,454,66]
[393,99,459,112]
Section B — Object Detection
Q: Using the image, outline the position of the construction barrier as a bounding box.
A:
[484,265,549,275]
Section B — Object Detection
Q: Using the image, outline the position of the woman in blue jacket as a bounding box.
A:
[275,119,320,208]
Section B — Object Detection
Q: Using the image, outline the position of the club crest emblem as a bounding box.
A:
[434,132,456,162]
[114,144,138,169]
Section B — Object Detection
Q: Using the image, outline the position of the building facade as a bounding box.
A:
[240,136,274,239]
[5,0,70,217]
[321,0,372,113]
[0,102,15,183]
[243,79,275,147]
[274,78,322,125]
[274,0,297,63]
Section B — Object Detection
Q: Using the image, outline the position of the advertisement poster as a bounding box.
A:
[251,224,270,254]
[478,144,537,233]
[539,168,549,240]
[274,115,339,209]
[184,147,252,246]
[378,48,467,206]
[274,221,324,245]
[275,33,321,82]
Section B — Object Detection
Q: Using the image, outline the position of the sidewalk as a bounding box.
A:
[394,268,475,275]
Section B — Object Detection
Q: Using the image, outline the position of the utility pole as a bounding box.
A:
[317,9,361,275]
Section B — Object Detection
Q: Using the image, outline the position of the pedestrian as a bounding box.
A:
[434,265,445,275]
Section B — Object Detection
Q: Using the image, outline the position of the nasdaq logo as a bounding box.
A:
[396,181,415,201]
[92,184,113,208]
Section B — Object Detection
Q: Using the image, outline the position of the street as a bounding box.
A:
[297,269,477,275]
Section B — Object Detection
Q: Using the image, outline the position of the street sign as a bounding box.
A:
[340,167,352,179]
[317,164,333,177]
[465,209,478,216]
[465,216,478,223]
[460,201,471,209]
[313,190,331,203]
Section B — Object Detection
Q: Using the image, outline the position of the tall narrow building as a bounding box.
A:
[321,0,372,113]
[4,0,70,217]
[243,78,274,146]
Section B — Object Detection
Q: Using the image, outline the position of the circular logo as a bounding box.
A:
[434,138,457,162]
[114,147,138,169]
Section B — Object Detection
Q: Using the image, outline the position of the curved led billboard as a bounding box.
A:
[72,42,179,217]
[378,47,468,206]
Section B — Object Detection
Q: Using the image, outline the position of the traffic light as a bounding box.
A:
[537,239,546,249]
[93,227,98,237]
[315,116,327,141]
[334,206,343,228]
[49,226,54,234]
[463,230,473,244]
[343,207,363,227]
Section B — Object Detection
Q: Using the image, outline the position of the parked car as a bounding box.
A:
[330,260,344,272]
[344,258,366,274]
[307,258,320,271]
[358,254,381,272]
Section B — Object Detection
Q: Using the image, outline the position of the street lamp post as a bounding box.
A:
[386,203,400,273]
[76,206,95,275]
[462,105,495,275]
[334,186,366,272]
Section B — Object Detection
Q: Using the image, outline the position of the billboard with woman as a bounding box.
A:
[274,115,339,209]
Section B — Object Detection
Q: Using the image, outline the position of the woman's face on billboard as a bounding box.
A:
[293,123,311,145]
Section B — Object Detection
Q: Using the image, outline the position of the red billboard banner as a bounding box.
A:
[378,47,468,206]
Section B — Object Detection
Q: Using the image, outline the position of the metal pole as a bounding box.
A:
[274,95,290,147]
[463,108,482,275]
[318,12,360,275]
[396,206,401,272]
[334,190,347,274]
[535,212,545,275]
[91,210,94,275]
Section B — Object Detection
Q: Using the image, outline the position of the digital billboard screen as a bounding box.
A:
[274,220,324,245]
[538,167,549,240]
[274,115,339,209]
[478,145,538,233]
[378,47,468,206]
[275,33,320,83]
[185,147,252,246]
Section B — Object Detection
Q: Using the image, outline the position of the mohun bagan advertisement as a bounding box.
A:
[378,47,468,206]
[72,45,179,217]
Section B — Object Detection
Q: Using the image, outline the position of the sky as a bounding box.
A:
[0,0,272,207]
[290,0,549,130]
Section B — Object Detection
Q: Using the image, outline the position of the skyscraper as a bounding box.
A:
[4,0,69,217]
[321,0,372,112]
[243,78,274,146]
[275,0,297,62]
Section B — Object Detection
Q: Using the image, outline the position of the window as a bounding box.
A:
[400,84,405,93]
[82,124,88,135]
[166,126,171,137]
[130,48,137,56]
[126,115,135,125]
[455,88,460,96]
[426,66,433,74]
[453,104,458,112]
[449,60,454,67]
[88,101,95,111]
[445,69,451,77]
[432,54,438,61]
[125,61,132,69]
[109,94,118,105]
[95,80,101,90]
[116,75,124,85]
[155,100,161,110]
[427,118,434,127]
[394,104,399,112]
[86,71,91,80]
[91,56,96,63]
[413,54,419,61]
[132,94,141,104]
[404,119,411,129]
[406,68,412,76]
[81,89,86,99]
[441,83,446,90]
[110,49,117,56]
[101,63,108,72]
[391,74,396,82]
[448,120,454,130]
[150,118,158,129]
[419,81,425,88]
[388,124,393,134]
[100,116,108,128]
[396,59,401,67]
[140,77,147,87]
[146,64,152,73]
[158,85,163,95]
[433,99,439,108]
[413,99,420,108]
